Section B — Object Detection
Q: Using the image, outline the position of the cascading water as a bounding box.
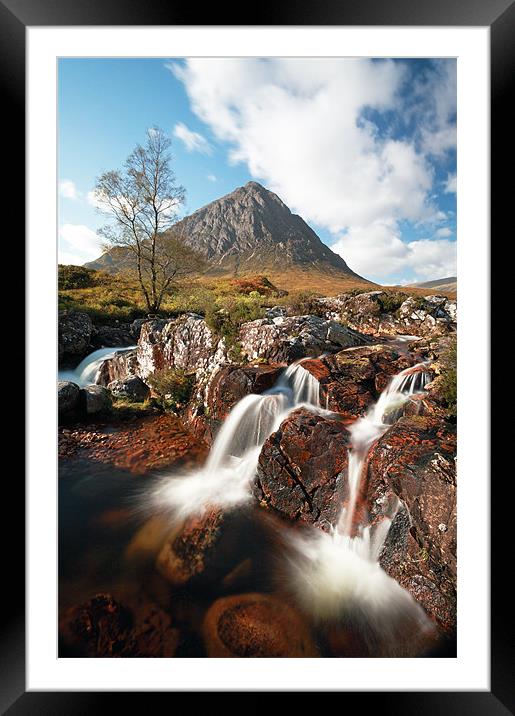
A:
[283,363,436,651]
[149,362,322,519]
[58,346,136,387]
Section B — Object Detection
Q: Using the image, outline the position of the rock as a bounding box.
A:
[255,408,351,530]
[58,311,93,362]
[202,593,319,657]
[59,593,180,657]
[137,313,226,381]
[108,376,150,402]
[303,345,412,417]
[156,509,251,588]
[96,349,138,386]
[82,384,112,415]
[185,363,284,444]
[130,318,148,339]
[314,291,456,338]
[58,381,80,416]
[239,314,369,363]
[91,324,134,349]
[366,415,457,634]
[264,305,288,319]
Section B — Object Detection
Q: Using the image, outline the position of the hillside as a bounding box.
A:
[85,181,373,292]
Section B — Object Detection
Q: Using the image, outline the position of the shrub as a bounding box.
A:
[377,291,408,313]
[145,368,195,411]
[286,290,324,316]
[58,264,95,290]
[440,337,457,418]
[205,291,265,352]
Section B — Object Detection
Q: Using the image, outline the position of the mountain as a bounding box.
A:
[85,181,372,292]
[407,277,457,293]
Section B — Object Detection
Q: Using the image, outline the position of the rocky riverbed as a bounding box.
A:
[58,290,457,658]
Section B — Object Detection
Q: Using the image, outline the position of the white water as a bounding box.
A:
[58,346,136,387]
[149,362,323,519]
[283,363,435,645]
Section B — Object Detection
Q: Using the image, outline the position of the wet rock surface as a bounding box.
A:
[300,346,413,416]
[203,593,319,657]
[255,408,352,530]
[83,384,112,415]
[185,363,284,444]
[58,413,207,474]
[366,415,457,634]
[59,593,180,657]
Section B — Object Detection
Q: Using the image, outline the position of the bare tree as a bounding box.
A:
[94,127,203,313]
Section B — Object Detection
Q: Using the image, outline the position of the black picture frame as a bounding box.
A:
[3,0,508,711]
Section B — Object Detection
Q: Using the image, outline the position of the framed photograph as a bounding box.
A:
[5,0,508,709]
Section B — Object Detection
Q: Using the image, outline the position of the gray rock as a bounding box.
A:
[137,313,226,380]
[58,381,80,415]
[239,314,369,362]
[58,311,93,360]
[82,385,112,414]
[265,306,288,319]
[91,325,133,349]
[108,376,150,402]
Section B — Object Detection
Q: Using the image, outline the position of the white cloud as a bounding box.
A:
[173,122,212,154]
[171,58,456,282]
[444,173,457,193]
[59,180,79,200]
[435,227,452,238]
[331,222,456,283]
[59,223,102,265]
[206,173,217,182]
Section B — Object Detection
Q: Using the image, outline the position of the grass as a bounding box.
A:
[439,337,457,418]
[58,265,454,326]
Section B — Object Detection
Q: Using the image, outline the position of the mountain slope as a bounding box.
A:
[408,277,457,293]
[85,181,371,290]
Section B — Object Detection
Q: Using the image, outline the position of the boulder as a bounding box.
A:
[185,363,284,444]
[300,346,412,417]
[366,415,457,634]
[239,314,369,363]
[255,408,352,530]
[58,381,80,417]
[59,593,180,657]
[91,324,134,349]
[96,349,138,386]
[108,376,150,402]
[58,311,92,362]
[156,508,252,589]
[314,291,456,338]
[137,313,226,381]
[82,384,112,415]
[202,593,319,657]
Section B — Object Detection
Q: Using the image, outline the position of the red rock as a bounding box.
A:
[59,593,180,657]
[366,415,457,634]
[254,408,351,530]
[202,593,319,657]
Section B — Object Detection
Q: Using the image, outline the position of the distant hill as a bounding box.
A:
[406,277,457,293]
[85,181,374,293]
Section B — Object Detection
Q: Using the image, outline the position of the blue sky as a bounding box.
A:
[58,57,456,284]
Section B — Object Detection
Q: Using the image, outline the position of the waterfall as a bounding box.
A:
[149,362,322,519]
[58,346,136,387]
[283,363,435,646]
[338,362,429,536]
